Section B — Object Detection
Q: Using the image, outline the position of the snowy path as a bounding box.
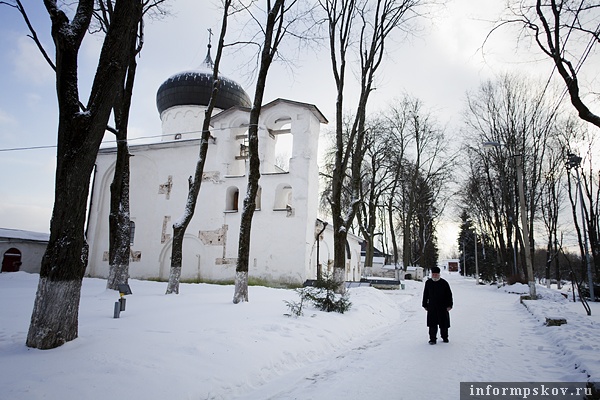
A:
[234,274,587,400]
[1,272,596,400]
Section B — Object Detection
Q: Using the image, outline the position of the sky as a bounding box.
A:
[0,0,569,257]
[0,270,598,399]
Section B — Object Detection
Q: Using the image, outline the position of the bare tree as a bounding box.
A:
[540,142,565,288]
[319,0,432,291]
[565,139,600,292]
[380,101,412,267]
[320,95,454,274]
[233,0,296,304]
[394,97,453,269]
[356,119,397,273]
[92,0,168,291]
[461,73,563,282]
[3,0,143,349]
[501,0,600,128]
[165,0,233,295]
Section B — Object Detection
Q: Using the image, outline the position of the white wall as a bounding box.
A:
[86,100,339,286]
[0,240,46,274]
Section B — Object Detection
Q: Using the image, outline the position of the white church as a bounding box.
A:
[85,47,363,287]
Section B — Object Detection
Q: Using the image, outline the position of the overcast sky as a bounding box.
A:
[0,0,564,256]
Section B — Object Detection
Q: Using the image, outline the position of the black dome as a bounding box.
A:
[156,70,251,115]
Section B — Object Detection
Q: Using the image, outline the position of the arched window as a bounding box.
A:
[226,186,240,212]
[273,122,292,172]
[273,184,292,210]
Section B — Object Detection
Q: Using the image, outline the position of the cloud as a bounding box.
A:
[13,36,54,85]
[0,202,51,233]
[0,108,17,126]
[0,108,18,143]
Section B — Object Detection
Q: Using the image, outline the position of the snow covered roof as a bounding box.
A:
[0,228,49,243]
[210,98,329,126]
[262,99,328,124]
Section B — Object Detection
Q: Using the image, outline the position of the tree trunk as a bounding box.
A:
[233,0,285,304]
[166,224,185,294]
[402,206,413,267]
[106,26,141,291]
[388,167,400,266]
[27,0,141,350]
[107,138,131,290]
[332,227,348,287]
[554,238,561,289]
[331,174,348,293]
[165,1,232,294]
[27,274,84,349]
[545,241,552,288]
[233,134,260,302]
[107,73,134,289]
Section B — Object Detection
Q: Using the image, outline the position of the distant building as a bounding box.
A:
[404,266,424,281]
[0,228,48,274]
[441,259,460,272]
[85,45,363,286]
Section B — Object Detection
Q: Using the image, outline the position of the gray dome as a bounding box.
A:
[156,69,251,115]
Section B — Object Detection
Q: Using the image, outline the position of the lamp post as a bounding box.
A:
[566,153,595,302]
[316,221,328,281]
[483,142,536,299]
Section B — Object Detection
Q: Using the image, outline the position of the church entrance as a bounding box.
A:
[2,248,22,272]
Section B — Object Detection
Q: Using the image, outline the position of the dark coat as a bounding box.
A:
[422,278,453,328]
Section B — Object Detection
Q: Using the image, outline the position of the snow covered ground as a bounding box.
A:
[0,271,598,399]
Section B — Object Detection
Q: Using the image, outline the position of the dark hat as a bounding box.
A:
[431,266,441,274]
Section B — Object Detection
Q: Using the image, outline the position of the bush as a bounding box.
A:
[284,274,352,316]
[284,291,308,317]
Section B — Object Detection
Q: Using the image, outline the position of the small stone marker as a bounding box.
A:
[545,317,567,326]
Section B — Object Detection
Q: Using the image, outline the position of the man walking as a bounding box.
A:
[422,266,453,345]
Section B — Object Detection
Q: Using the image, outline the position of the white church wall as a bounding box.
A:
[307,223,363,282]
[88,143,197,280]
[211,110,250,177]
[86,98,364,287]
[160,105,216,142]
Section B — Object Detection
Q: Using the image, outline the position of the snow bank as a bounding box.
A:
[0,272,400,400]
[496,280,600,383]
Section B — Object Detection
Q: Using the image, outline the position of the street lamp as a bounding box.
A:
[316,221,328,281]
[483,141,537,299]
[566,153,596,302]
